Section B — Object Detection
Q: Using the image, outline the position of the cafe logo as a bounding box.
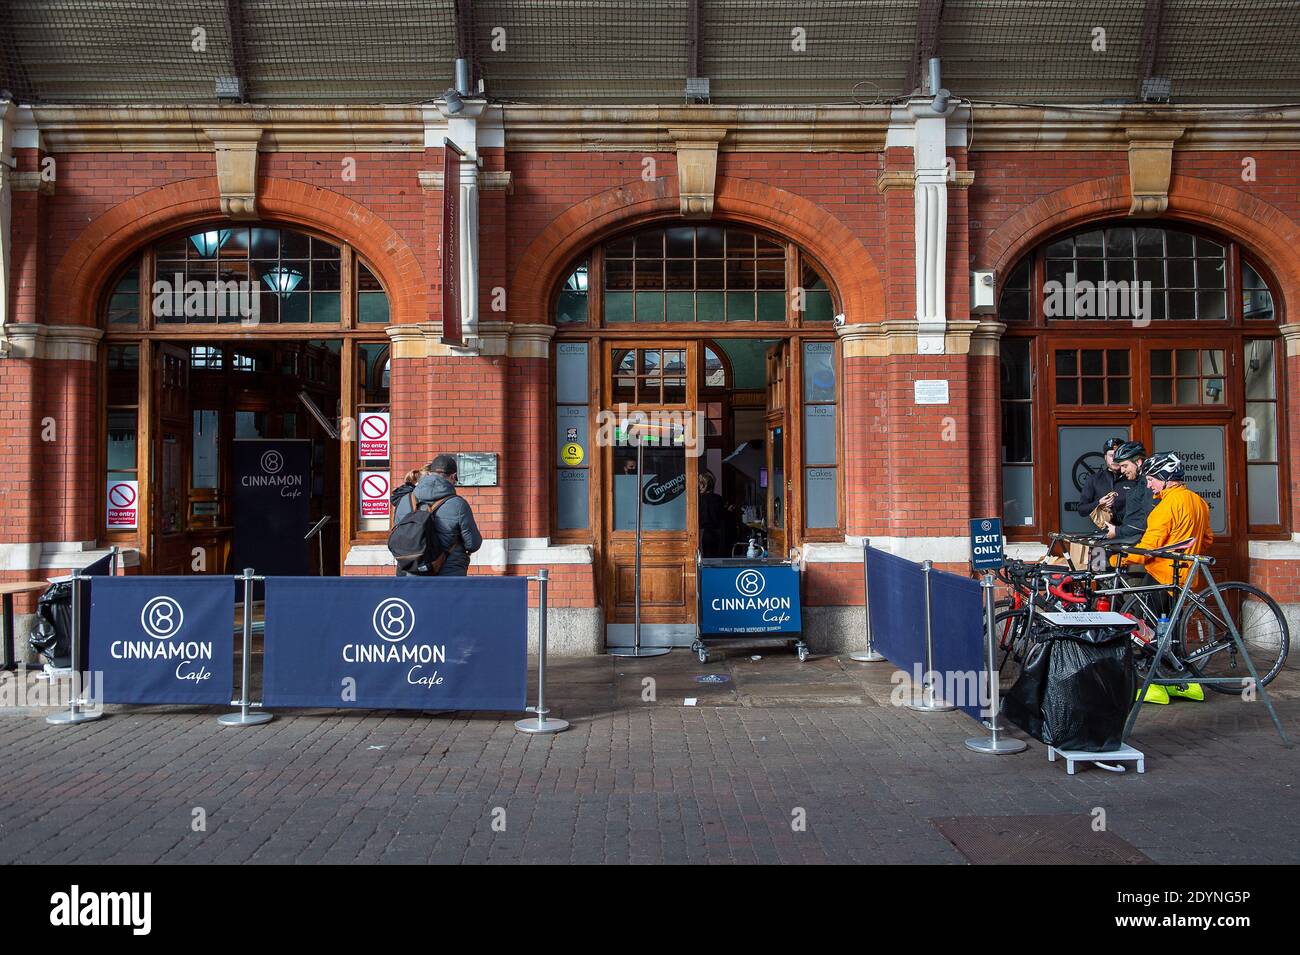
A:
[261,450,284,474]
[140,596,184,640]
[736,569,766,597]
[979,519,992,533]
[372,597,416,643]
[643,473,687,506]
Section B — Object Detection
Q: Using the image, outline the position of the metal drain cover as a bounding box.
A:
[933,815,1153,865]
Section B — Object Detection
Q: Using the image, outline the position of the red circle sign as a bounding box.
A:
[361,474,389,499]
[360,415,388,440]
[108,483,137,507]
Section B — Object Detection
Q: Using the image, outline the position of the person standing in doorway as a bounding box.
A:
[1076,437,1136,528]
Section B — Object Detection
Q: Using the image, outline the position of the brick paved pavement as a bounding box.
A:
[1,651,1296,864]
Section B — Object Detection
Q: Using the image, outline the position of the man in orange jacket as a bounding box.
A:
[1123,452,1213,702]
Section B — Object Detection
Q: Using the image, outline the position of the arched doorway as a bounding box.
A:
[998,220,1287,581]
[550,220,843,646]
[100,222,393,575]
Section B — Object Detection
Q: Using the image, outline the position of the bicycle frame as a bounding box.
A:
[1091,542,1291,746]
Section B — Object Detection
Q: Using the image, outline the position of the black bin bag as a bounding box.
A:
[29,581,77,668]
[1002,624,1136,752]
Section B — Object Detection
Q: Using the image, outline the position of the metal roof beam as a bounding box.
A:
[221,0,250,103]
[907,0,945,94]
[1137,0,1168,100]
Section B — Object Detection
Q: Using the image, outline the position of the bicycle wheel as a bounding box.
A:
[1179,582,1291,694]
[994,607,1032,688]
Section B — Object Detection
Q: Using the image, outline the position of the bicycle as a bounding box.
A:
[1092,543,1291,694]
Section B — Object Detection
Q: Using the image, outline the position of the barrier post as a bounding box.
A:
[46,568,102,726]
[907,559,956,712]
[849,538,886,662]
[516,568,569,734]
[965,572,1026,754]
[218,568,273,727]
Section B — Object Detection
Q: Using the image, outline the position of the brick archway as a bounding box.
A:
[509,176,885,324]
[49,177,427,326]
[980,174,1300,306]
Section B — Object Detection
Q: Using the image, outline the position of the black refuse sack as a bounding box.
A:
[28,582,77,668]
[1002,624,1136,752]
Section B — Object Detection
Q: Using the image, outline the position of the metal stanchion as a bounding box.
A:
[966,573,1025,754]
[219,568,272,727]
[517,568,569,734]
[850,538,885,662]
[46,568,102,726]
[907,560,956,712]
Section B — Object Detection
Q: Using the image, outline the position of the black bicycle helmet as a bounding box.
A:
[1112,440,1146,463]
[1102,437,1126,453]
[1140,451,1184,482]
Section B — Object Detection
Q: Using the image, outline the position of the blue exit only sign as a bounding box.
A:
[969,518,1005,570]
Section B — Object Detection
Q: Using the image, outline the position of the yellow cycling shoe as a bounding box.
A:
[1137,684,1170,704]
[1167,682,1205,701]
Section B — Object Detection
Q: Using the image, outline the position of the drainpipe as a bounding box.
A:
[435,58,483,350]
[906,57,962,354]
[0,101,14,352]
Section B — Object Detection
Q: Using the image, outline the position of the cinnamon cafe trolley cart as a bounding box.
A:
[692,554,808,663]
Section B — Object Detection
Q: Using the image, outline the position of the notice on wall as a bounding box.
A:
[360,471,391,519]
[358,412,391,460]
[914,380,950,405]
[106,480,139,529]
[1152,426,1227,535]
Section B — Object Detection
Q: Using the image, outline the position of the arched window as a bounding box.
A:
[996,221,1287,560]
[999,223,1278,326]
[553,222,837,328]
[102,224,389,328]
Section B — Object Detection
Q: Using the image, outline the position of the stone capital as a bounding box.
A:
[203,126,263,219]
[1126,125,1185,215]
[669,126,727,218]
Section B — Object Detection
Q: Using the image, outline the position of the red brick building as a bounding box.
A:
[2,2,1298,654]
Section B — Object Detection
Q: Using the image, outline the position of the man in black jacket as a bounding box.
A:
[1076,437,1137,523]
[1106,442,1157,544]
[412,455,483,576]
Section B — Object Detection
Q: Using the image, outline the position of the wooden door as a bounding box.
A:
[152,344,191,575]
[765,343,789,557]
[602,342,699,637]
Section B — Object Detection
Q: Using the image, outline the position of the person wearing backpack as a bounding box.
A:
[388,457,482,576]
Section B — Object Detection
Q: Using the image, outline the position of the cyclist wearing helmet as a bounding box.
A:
[1105,441,1157,544]
[1076,437,1137,524]
[1123,451,1214,703]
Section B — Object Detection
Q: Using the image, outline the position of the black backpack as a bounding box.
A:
[387,496,452,575]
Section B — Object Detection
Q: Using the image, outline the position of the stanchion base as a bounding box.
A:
[46,710,102,726]
[965,736,1027,754]
[607,646,671,657]
[906,691,956,712]
[849,650,886,662]
[514,717,570,734]
[217,711,274,727]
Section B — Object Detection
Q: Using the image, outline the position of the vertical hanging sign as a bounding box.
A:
[442,138,464,346]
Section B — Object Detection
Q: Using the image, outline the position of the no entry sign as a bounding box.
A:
[358,412,391,460]
[360,471,391,518]
[106,480,139,529]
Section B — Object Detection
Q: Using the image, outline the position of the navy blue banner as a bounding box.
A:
[699,564,801,636]
[262,577,527,711]
[88,577,234,705]
[928,569,987,721]
[865,546,926,671]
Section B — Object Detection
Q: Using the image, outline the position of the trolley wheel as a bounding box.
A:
[796,642,809,662]
[697,647,710,664]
